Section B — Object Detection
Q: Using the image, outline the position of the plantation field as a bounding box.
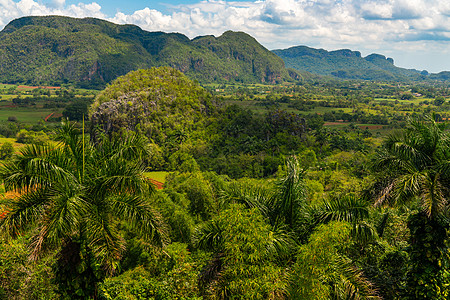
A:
[373,97,434,105]
[145,171,169,183]
[0,84,16,89]
[0,107,60,123]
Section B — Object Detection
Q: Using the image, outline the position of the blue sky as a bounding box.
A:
[1,0,449,73]
[63,0,187,15]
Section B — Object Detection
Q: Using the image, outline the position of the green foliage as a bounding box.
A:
[90,67,213,146]
[403,212,450,299]
[0,236,57,299]
[371,116,450,218]
[370,116,450,298]
[62,98,92,121]
[290,221,379,299]
[15,128,49,144]
[0,141,14,159]
[99,243,201,300]
[153,192,196,244]
[165,172,217,221]
[195,204,287,299]
[0,121,167,297]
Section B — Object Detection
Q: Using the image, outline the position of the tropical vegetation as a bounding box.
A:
[0,64,449,299]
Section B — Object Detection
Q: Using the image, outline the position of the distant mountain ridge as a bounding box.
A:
[0,16,291,88]
[272,45,433,81]
[0,15,448,87]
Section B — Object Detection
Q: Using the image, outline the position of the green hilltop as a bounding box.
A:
[0,16,291,88]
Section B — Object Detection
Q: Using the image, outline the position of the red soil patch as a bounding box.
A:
[44,113,54,122]
[358,125,385,130]
[148,179,164,190]
[324,122,347,126]
[0,191,19,219]
[324,122,385,130]
[17,85,61,89]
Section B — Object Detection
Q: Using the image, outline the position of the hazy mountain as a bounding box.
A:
[0,16,291,88]
[272,46,430,81]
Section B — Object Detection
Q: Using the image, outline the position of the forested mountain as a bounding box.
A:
[0,16,291,88]
[272,45,430,81]
[0,15,448,88]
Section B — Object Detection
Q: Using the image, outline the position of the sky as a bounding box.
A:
[0,0,449,73]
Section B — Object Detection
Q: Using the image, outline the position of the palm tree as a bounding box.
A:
[370,116,450,299]
[371,116,450,217]
[0,121,166,297]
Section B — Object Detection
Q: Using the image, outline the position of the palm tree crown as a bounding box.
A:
[0,121,165,274]
[372,116,450,218]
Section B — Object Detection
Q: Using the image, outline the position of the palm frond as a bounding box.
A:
[330,256,380,300]
[421,174,447,218]
[265,223,297,260]
[272,157,307,228]
[316,195,369,224]
[29,191,88,260]
[193,220,223,252]
[351,221,378,245]
[0,188,49,237]
[110,194,169,246]
[391,172,426,205]
[89,161,151,199]
[219,182,271,218]
[85,213,126,275]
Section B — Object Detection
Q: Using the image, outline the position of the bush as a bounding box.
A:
[0,142,14,159]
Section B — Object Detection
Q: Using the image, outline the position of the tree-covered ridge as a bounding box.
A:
[0,16,291,88]
[272,45,429,81]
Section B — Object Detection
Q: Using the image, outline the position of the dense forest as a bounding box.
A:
[1,67,450,299]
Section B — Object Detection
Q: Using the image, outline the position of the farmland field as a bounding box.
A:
[0,107,60,123]
[145,171,170,183]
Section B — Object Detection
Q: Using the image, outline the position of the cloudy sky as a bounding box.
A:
[0,0,449,73]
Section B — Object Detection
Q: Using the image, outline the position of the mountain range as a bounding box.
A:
[0,15,448,88]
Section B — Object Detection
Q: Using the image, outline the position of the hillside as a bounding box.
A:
[0,16,290,88]
[272,45,427,81]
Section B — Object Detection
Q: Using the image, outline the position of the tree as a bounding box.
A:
[194,204,288,299]
[0,142,14,160]
[0,121,166,298]
[290,221,379,299]
[434,96,445,106]
[370,116,450,299]
[62,100,91,121]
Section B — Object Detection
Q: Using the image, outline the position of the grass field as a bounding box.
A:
[0,84,16,89]
[0,107,61,123]
[373,97,434,105]
[144,171,170,183]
